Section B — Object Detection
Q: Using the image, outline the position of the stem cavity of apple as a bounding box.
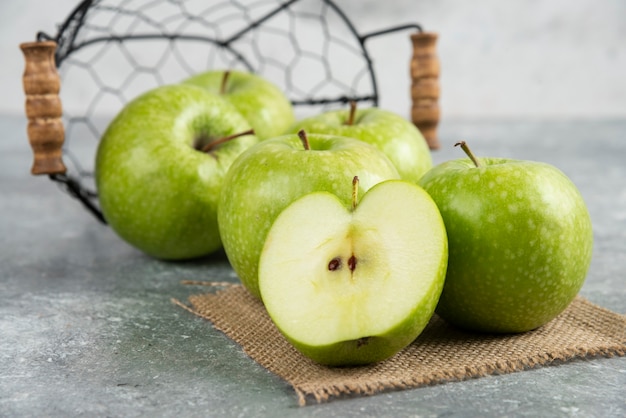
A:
[455,141,482,168]
[297,129,311,150]
[345,100,357,126]
[220,70,231,95]
[201,129,255,153]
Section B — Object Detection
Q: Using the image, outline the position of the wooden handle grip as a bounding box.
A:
[20,41,66,175]
[410,32,440,150]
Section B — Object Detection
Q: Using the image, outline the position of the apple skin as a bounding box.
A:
[182,70,295,140]
[95,84,258,260]
[284,287,443,367]
[218,133,401,299]
[289,107,432,183]
[258,180,448,366]
[418,157,593,333]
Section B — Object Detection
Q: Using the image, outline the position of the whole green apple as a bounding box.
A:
[218,131,401,299]
[418,142,593,333]
[290,102,432,183]
[96,84,258,260]
[259,178,448,366]
[182,69,295,140]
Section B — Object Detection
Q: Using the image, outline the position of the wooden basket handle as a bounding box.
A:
[410,32,440,150]
[20,41,67,175]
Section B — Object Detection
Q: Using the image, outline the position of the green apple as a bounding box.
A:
[418,141,594,333]
[95,84,258,260]
[218,130,401,299]
[182,69,295,140]
[289,102,432,183]
[258,177,448,366]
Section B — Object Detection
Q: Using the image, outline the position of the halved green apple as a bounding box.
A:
[258,178,448,366]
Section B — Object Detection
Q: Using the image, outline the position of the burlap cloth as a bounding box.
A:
[173,283,626,406]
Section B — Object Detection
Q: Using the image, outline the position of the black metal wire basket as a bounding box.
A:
[20,0,440,223]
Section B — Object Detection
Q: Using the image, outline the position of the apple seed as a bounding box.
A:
[327,255,357,272]
[328,257,342,271]
[348,255,357,272]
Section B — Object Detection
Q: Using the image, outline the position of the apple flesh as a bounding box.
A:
[96,84,257,260]
[182,69,295,140]
[419,144,593,333]
[290,104,432,183]
[218,132,401,299]
[258,179,448,366]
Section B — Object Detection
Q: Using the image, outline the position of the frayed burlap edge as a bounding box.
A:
[172,284,626,406]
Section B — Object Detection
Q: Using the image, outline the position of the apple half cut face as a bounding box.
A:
[258,180,448,366]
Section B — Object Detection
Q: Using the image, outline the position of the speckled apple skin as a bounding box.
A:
[218,134,401,299]
[290,107,432,183]
[183,70,295,141]
[96,84,258,260]
[419,158,593,333]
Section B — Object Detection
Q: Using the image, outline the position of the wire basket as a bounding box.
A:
[20,0,440,223]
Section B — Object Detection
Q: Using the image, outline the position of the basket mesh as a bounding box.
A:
[37,0,419,220]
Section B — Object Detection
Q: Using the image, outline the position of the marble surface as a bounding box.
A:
[1,115,625,417]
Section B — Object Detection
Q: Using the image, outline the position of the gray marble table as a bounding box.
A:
[1,115,624,417]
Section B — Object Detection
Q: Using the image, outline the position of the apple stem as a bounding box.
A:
[297,129,311,150]
[220,70,231,95]
[352,175,359,210]
[345,100,357,126]
[455,141,481,167]
[201,129,255,153]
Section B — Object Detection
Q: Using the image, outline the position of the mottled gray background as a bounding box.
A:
[3,0,625,120]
